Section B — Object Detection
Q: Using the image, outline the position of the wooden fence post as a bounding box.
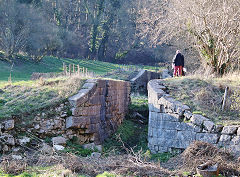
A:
[73,64,75,74]
[69,64,72,76]
[63,62,67,75]
[222,86,229,111]
[77,65,80,75]
[63,62,65,73]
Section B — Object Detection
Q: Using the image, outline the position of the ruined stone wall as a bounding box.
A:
[148,79,240,156]
[130,69,161,93]
[0,79,130,152]
[66,79,131,144]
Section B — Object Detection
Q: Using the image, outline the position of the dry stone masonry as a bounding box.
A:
[0,79,130,153]
[148,79,240,156]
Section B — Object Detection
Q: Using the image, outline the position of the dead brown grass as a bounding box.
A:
[163,73,240,124]
[0,149,171,176]
[1,142,240,176]
[176,141,240,176]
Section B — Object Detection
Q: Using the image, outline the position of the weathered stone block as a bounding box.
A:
[82,82,96,90]
[190,114,208,126]
[158,121,180,130]
[3,120,14,130]
[158,146,168,153]
[90,116,101,124]
[148,127,153,137]
[157,129,177,140]
[52,136,67,145]
[66,116,91,129]
[72,105,102,116]
[215,124,224,132]
[149,113,180,128]
[237,128,240,136]
[53,145,65,151]
[86,79,98,83]
[226,145,240,157]
[176,122,195,131]
[0,133,15,145]
[196,133,219,144]
[221,126,238,135]
[68,89,90,107]
[158,97,176,109]
[174,131,196,149]
[97,80,107,88]
[193,125,202,133]
[230,136,240,145]
[218,135,232,146]
[88,93,103,105]
[85,124,98,133]
[175,102,190,116]
[162,113,180,122]
[203,120,215,132]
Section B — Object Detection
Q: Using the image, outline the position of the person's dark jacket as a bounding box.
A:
[173,53,184,67]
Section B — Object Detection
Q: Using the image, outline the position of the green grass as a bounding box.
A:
[0,56,159,82]
[96,172,117,177]
[0,76,84,119]
[63,137,97,157]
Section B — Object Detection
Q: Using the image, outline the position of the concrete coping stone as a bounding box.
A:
[190,114,209,126]
[68,89,90,106]
[82,82,97,89]
[86,79,98,83]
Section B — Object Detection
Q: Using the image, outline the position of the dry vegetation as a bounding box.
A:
[162,72,240,125]
[1,141,239,176]
[167,141,240,176]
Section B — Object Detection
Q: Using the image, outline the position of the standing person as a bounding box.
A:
[172,50,184,76]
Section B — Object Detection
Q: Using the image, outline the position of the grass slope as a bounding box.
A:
[163,74,240,125]
[0,56,158,82]
[0,76,84,119]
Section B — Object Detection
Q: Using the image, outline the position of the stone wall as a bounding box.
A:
[130,69,163,93]
[148,79,240,156]
[67,79,131,144]
[0,79,130,152]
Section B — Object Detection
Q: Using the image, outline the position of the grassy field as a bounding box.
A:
[0,56,158,82]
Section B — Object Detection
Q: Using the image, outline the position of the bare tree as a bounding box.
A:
[0,0,61,61]
[0,1,29,59]
[137,0,240,75]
